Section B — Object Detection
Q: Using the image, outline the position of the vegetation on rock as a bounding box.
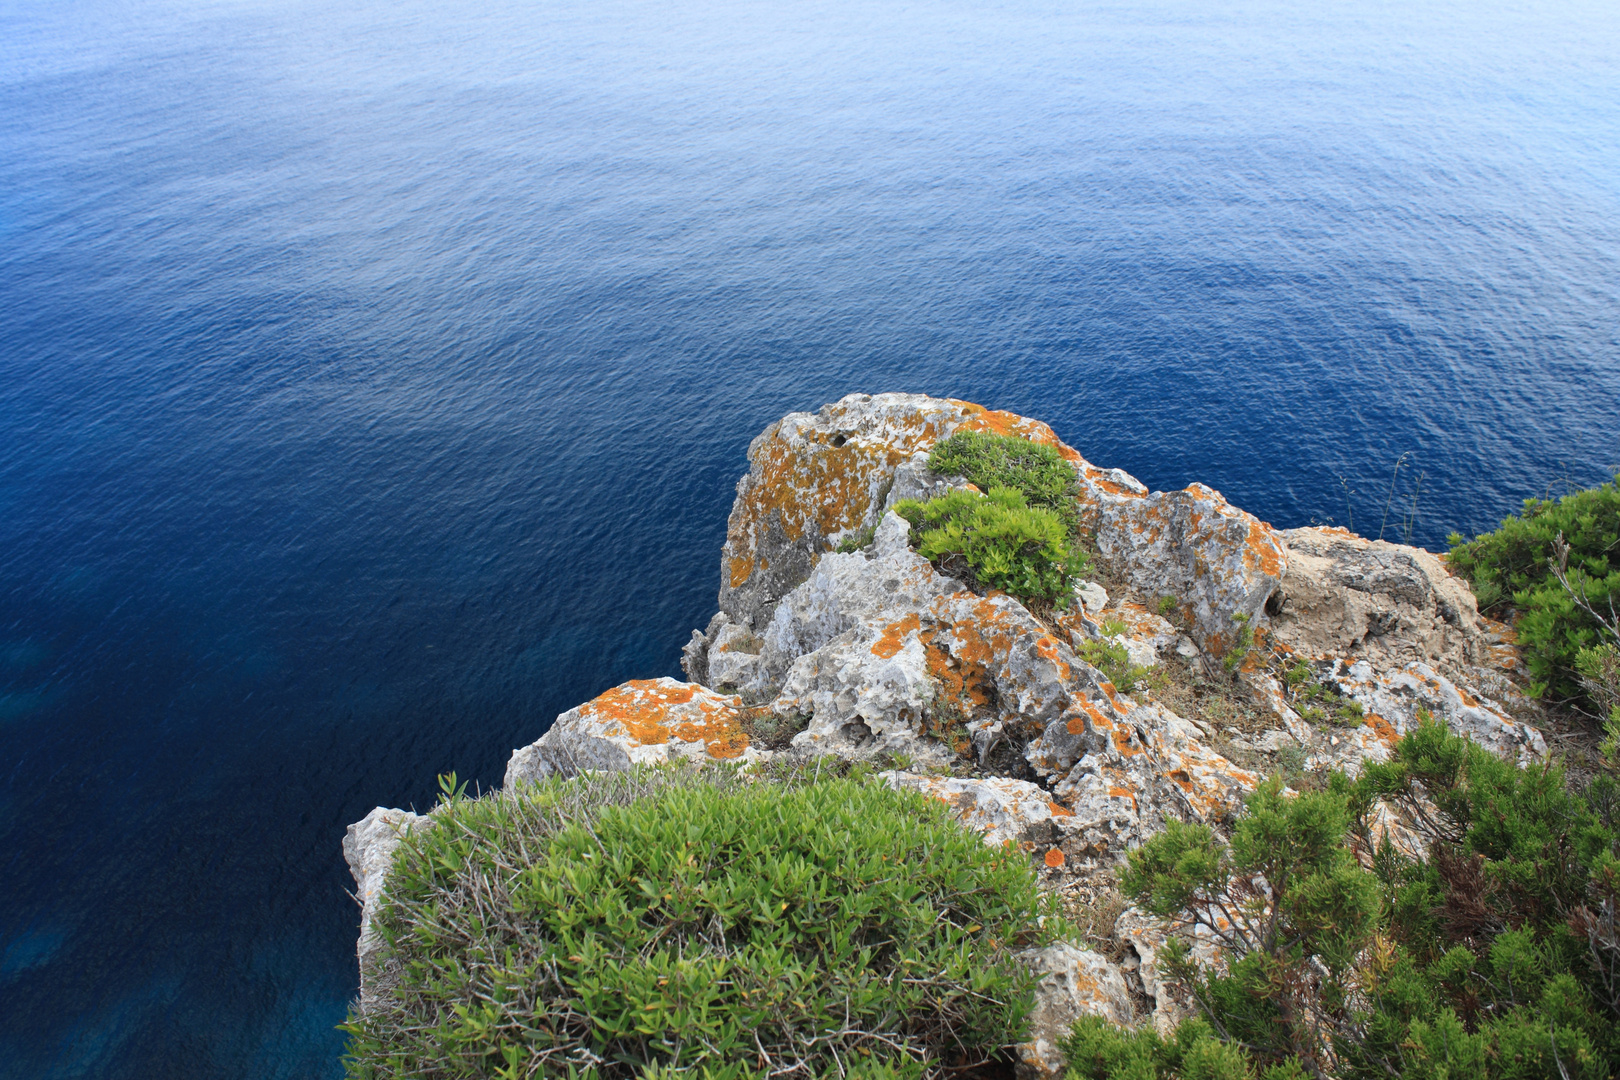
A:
[343,766,1048,1079]
[927,429,1082,536]
[1448,475,1620,710]
[895,487,1081,607]
[1091,720,1620,1080]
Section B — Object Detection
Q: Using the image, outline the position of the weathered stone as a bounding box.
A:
[1093,484,1288,659]
[1272,527,1490,676]
[1322,658,1545,763]
[1015,942,1137,1079]
[882,771,1080,852]
[717,393,979,631]
[504,678,763,784]
[344,806,430,1004]
[1113,907,1200,1036]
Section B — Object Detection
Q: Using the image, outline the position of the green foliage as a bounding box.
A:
[1109,722,1620,1080]
[1078,637,1152,694]
[343,767,1046,1079]
[1447,475,1620,702]
[836,523,877,553]
[927,430,1081,534]
[1157,595,1180,617]
[895,487,1082,606]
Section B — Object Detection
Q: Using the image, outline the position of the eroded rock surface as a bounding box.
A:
[344,807,429,1004]
[504,677,763,784]
[1016,942,1137,1078]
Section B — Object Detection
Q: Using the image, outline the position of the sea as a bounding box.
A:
[1,0,1617,1075]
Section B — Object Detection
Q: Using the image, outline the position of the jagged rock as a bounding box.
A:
[1074,580,1109,616]
[1322,658,1545,762]
[1015,942,1138,1079]
[504,678,764,784]
[1092,484,1288,659]
[881,771,1080,854]
[344,807,430,1004]
[717,393,978,631]
[1272,527,1490,676]
[1112,907,1201,1036]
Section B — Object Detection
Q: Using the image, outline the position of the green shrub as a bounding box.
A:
[1077,638,1150,694]
[927,430,1081,535]
[1109,722,1620,1080]
[895,487,1082,607]
[1447,475,1620,703]
[343,767,1046,1079]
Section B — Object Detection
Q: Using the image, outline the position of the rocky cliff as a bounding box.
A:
[346,392,1544,1077]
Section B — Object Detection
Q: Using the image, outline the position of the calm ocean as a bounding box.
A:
[1,0,1617,1075]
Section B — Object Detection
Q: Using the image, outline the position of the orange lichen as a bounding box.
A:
[872,613,922,659]
[1365,712,1400,748]
[1044,848,1066,868]
[1048,801,1074,817]
[581,680,750,760]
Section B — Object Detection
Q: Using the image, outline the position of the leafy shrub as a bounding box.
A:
[1447,475,1620,702]
[343,767,1046,1079]
[1077,637,1152,695]
[927,430,1081,535]
[1110,722,1620,1080]
[895,487,1082,607]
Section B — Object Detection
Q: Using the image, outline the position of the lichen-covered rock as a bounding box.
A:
[717,393,978,631]
[504,678,762,784]
[881,771,1083,856]
[1015,942,1138,1078]
[1272,527,1489,676]
[1322,658,1545,762]
[1093,483,1288,659]
[1112,906,1200,1036]
[344,806,429,1003]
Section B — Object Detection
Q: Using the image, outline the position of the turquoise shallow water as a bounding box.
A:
[1,0,1618,1075]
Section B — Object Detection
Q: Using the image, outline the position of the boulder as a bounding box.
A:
[504,677,764,784]
[1015,942,1138,1079]
[1271,527,1490,676]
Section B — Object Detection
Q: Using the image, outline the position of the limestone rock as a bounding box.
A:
[883,772,1063,847]
[1093,484,1288,659]
[1272,527,1489,676]
[344,806,430,1003]
[1015,942,1137,1079]
[505,678,763,784]
[1112,907,1198,1036]
[1322,658,1545,763]
[717,393,978,631]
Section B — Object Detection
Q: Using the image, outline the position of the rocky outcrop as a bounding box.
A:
[1271,527,1488,674]
[343,807,429,1005]
[347,392,1548,1077]
[504,678,765,784]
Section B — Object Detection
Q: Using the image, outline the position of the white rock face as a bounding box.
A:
[343,806,429,1004]
[1016,942,1137,1079]
[505,677,766,785]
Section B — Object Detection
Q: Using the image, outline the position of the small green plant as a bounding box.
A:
[1448,474,1619,706]
[1221,613,1257,673]
[927,429,1081,535]
[1157,594,1179,617]
[1099,617,1128,638]
[1078,638,1150,694]
[344,767,1048,1078]
[835,523,878,553]
[895,487,1082,607]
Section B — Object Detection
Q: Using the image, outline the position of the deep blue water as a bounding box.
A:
[1,0,1617,1074]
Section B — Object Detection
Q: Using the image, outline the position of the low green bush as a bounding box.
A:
[895,487,1081,607]
[927,430,1081,535]
[1101,722,1620,1080]
[343,767,1047,1079]
[1448,475,1620,704]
